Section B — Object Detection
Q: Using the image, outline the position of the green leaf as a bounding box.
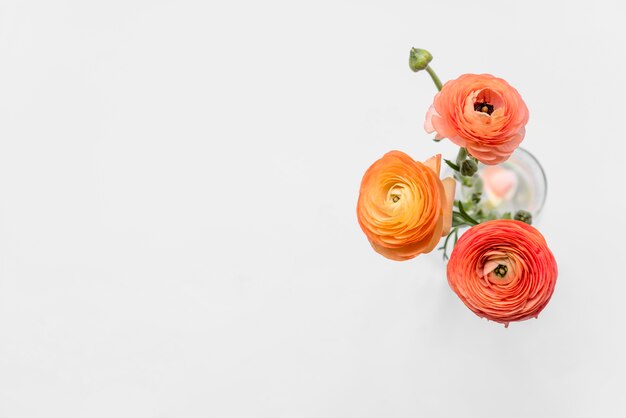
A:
[457,201,469,216]
[452,212,471,227]
[452,217,466,227]
[444,159,460,171]
[455,202,479,226]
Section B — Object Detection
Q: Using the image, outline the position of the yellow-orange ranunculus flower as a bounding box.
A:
[425,74,529,165]
[447,220,558,327]
[357,151,455,261]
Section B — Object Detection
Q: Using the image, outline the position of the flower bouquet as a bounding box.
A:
[356,48,558,327]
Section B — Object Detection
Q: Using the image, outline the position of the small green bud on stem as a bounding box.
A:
[409,48,433,72]
[460,159,478,177]
[514,210,533,225]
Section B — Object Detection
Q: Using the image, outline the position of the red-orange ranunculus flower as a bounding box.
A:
[447,220,557,326]
[357,151,455,261]
[425,74,529,165]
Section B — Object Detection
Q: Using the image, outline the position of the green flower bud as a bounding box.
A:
[460,159,478,177]
[409,48,433,72]
[514,210,533,225]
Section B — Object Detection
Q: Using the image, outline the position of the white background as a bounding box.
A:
[1,0,625,416]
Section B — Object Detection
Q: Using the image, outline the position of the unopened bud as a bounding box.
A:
[409,48,433,72]
[460,159,478,177]
[514,210,533,225]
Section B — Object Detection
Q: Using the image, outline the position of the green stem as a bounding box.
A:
[425,66,443,91]
[455,147,467,165]
[439,226,459,261]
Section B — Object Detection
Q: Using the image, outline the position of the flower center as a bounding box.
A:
[493,264,508,278]
[388,185,404,204]
[474,102,494,115]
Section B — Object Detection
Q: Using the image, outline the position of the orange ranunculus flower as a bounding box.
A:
[357,151,456,261]
[447,220,558,327]
[425,74,529,165]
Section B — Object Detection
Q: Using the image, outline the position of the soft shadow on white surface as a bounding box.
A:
[0,0,625,417]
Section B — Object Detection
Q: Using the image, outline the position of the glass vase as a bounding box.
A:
[449,147,547,224]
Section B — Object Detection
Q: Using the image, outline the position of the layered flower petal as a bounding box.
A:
[425,74,529,165]
[357,151,455,261]
[446,220,558,326]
